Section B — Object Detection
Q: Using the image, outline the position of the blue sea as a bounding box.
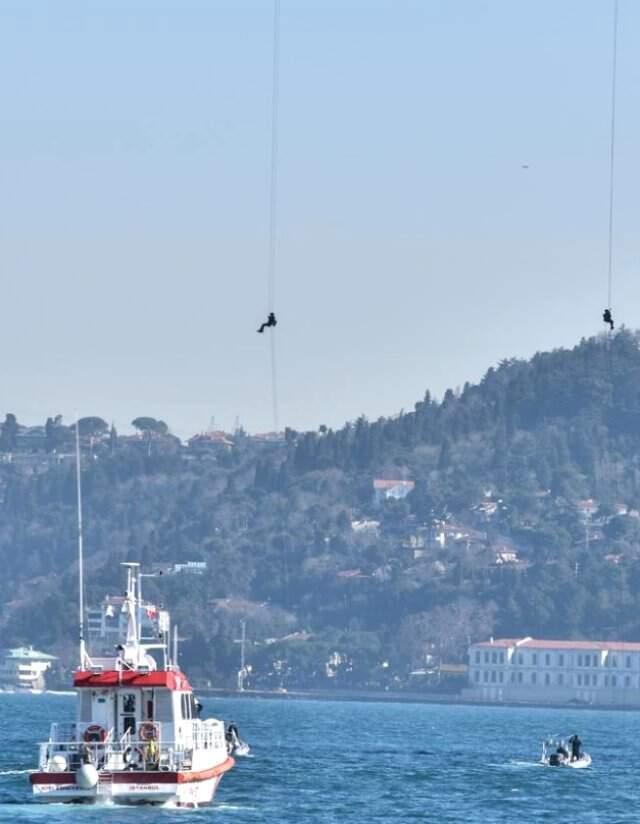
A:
[1,692,639,823]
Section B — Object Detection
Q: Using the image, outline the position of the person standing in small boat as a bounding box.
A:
[568,734,582,762]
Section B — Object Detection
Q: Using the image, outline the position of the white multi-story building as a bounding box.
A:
[87,595,161,656]
[466,637,640,706]
[0,646,56,691]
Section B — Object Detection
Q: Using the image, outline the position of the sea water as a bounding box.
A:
[1,692,638,823]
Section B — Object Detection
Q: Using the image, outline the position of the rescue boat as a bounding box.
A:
[30,563,234,805]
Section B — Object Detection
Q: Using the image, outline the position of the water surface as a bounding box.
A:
[1,693,637,822]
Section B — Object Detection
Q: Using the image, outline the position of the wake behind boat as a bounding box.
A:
[541,736,591,769]
[30,563,234,805]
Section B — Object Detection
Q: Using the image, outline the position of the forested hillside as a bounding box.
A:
[3,331,640,690]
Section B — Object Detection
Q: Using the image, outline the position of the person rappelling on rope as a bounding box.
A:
[257,312,277,333]
[603,308,614,330]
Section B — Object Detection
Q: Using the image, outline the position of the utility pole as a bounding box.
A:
[234,621,248,692]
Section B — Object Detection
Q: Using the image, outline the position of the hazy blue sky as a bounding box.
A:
[1,0,639,438]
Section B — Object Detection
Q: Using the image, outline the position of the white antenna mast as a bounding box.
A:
[75,420,87,670]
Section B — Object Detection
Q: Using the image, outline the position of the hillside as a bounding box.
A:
[3,331,640,690]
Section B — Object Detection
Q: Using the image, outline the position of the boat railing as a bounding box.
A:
[39,720,226,773]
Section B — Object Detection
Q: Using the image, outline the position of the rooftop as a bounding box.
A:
[473,637,640,652]
[3,646,57,661]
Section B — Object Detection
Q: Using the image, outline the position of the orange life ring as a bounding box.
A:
[139,722,158,742]
[83,724,107,743]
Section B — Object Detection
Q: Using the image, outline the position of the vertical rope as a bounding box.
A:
[268,0,281,432]
[268,0,280,315]
[270,330,279,432]
[606,0,619,312]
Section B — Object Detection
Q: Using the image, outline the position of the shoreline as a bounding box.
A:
[197,685,640,713]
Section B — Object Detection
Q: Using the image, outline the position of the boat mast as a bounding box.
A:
[75,420,87,670]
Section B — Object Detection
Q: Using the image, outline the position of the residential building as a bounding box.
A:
[466,637,640,706]
[0,646,56,691]
[87,595,161,656]
[372,479,415,503]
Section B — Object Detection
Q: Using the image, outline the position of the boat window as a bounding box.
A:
[558,654,564,666]
[626,656,632,668]
[557,673,563,686]
[483,671,488,683]
[484,652,489,664]
[545,673,550,686]
[121,693,136,737]
[545,654,550,666]
[79,691,92,722]
[612,675,617,687]
[578,655,583,667]
[577,674,582,686]
[517,672,523,683]
[625,676,631,687]
[532,654,537,666]
[155,691,173,722]
[490,671,496,683]
[531,673,536,685]
[475,652,480,664]
[491,652,496,664]
[498,672,503,683]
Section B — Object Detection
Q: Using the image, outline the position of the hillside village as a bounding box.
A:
[2,333,640,692]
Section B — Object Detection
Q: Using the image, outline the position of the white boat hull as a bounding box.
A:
[31,758,234,806]
[541,753,592,769]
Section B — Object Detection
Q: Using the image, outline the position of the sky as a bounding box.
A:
[0,0,639,439]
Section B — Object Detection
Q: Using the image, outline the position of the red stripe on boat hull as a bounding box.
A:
[30,757,235,787]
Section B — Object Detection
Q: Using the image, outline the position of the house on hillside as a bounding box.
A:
[576,499,598,519]
[0,646,56,691]
[249,432,287,447]
[188,431,234,453]
[373,479,415,504]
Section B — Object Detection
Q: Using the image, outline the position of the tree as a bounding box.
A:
[0,413,18,451]
[77,417,109,437]
[131,417,169,435]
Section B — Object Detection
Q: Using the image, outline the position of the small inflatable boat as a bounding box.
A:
[226,725,251,757]
[541,738,591,768]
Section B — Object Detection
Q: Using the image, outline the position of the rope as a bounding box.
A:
[606,0,619,312]
[267,0,281,431]
[268,0,280,314]
[270,331,279,432]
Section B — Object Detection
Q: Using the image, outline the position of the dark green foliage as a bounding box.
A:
[2,332,640,689]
